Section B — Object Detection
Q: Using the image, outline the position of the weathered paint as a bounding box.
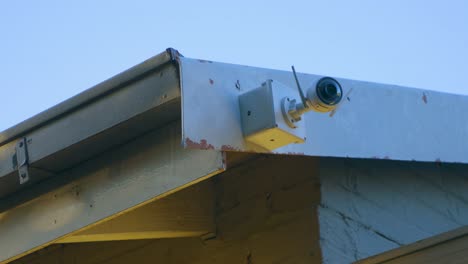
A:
[318,158,468,263]
[180,57,468,164]
[220,145,240,151]
[184,138,215,150]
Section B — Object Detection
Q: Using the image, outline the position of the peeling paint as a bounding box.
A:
[422,93,428,104]
[185,138,214,150]
[209,79,214,85]
[221,145,239,151]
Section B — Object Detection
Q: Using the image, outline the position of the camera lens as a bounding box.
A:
[316,77,342,105]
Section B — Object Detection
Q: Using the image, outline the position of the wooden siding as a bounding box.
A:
[12,155,322,264]
[319,158,468,263]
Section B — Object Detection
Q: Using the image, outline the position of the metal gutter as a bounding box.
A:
[0,48,181,147]
[0,48,183,205]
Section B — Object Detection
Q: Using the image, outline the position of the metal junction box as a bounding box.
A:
[238,80,306,151]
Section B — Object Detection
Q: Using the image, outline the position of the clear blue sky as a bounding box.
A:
[1,0,467,131]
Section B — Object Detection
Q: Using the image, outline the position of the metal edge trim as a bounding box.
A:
[0,48,182,147]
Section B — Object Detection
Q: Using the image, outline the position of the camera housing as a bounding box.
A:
[283,76,343,128]
[307,77,343,113]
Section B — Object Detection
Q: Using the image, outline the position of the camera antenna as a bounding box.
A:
[291,66,309,109]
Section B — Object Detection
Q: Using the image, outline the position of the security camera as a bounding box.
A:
[282,67,343,128]
[307,77,343,113]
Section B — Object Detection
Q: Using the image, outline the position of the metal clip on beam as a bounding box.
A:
[15,138,30,184]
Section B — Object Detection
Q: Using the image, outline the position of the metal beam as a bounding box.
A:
[180,57,468,164]
[0,121,224,263]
